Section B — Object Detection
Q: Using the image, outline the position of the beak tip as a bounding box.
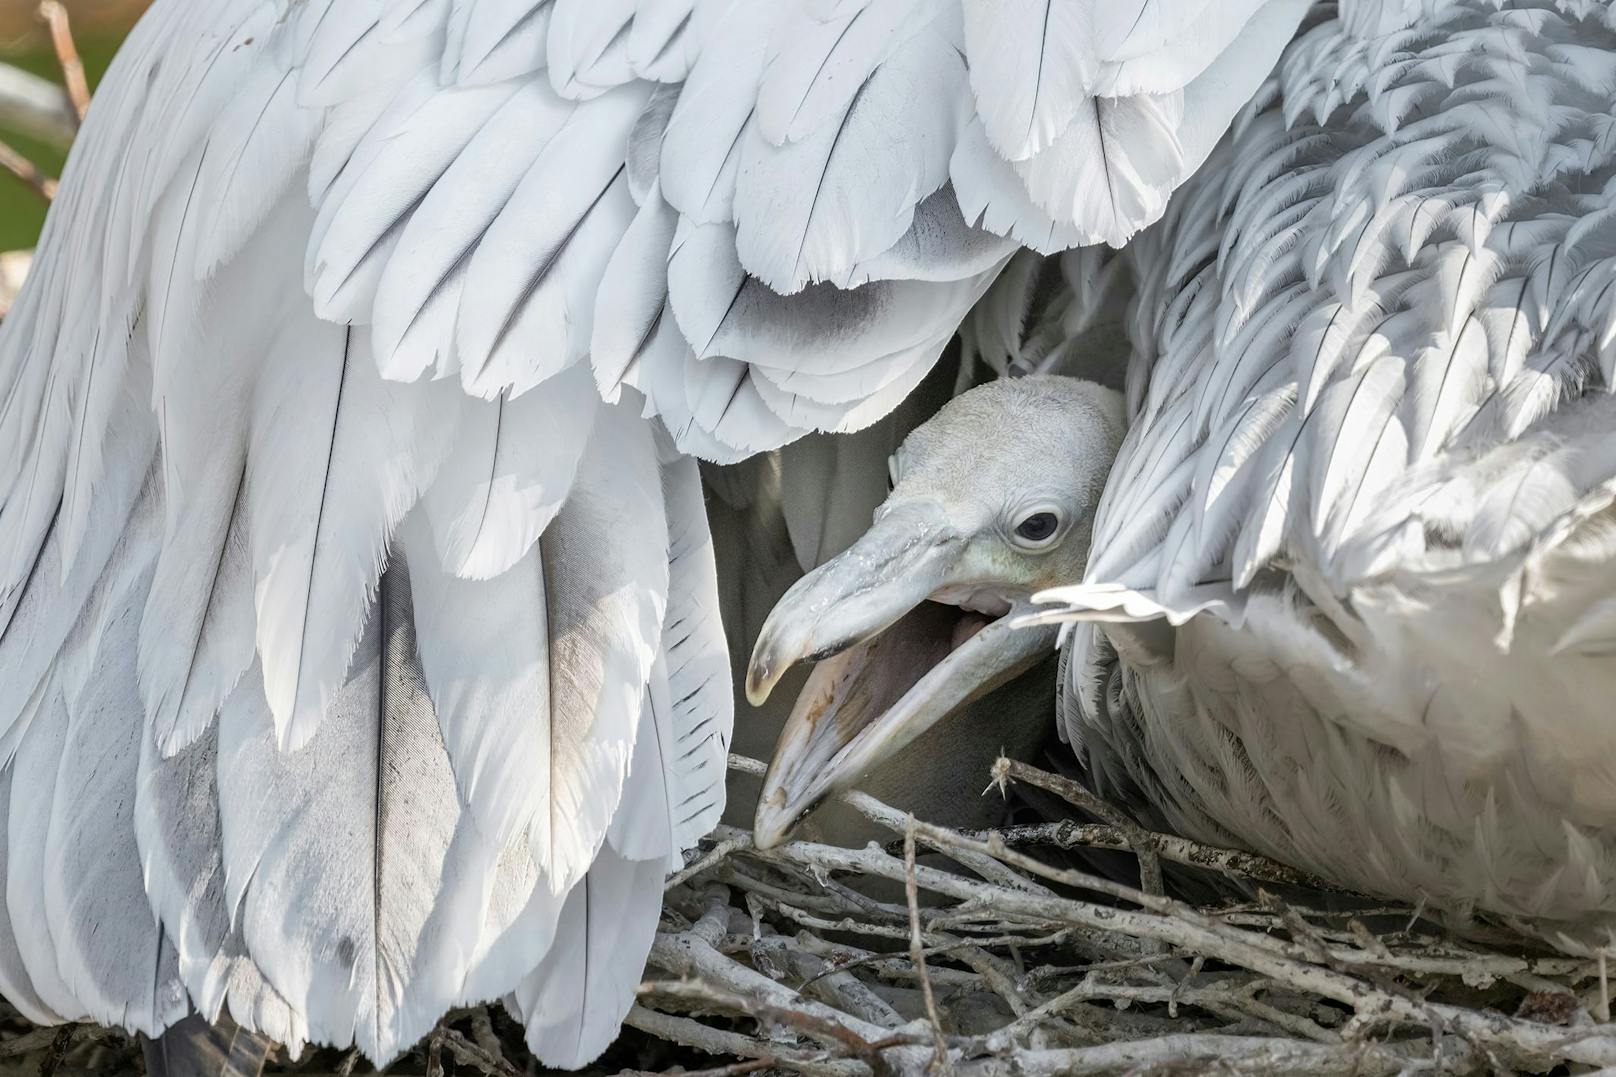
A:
[744,655,779,707]
[751,801,797,851]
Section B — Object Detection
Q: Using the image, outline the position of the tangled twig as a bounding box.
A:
[632,755,1616,1076]
[0,753,1607,1075]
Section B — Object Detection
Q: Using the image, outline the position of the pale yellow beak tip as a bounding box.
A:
[744,664,774,707]
[751,792,796,850]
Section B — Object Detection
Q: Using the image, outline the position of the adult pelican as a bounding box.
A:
[753,0,1616,956]
[1,0,1611,1072]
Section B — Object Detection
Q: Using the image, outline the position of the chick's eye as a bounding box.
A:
[1015,511,1059,543]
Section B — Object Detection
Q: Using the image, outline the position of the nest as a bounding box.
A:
[7,755,1616,1076]
[626,757,1616,1077]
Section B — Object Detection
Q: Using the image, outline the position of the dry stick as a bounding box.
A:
[992,976,1339,1050]
[36,3,90,123]
[955,818,1353,895]
[949,1032,1419,1077]
[683,756,1611,1072]
[794,934,987,990]
[669,833,754,890]
[1603,951,1612,1024]
[636,1059,782,1077]
[642,977,926,1067]
[0,137,56,200]
[904,816,949,1073]
[465,1008,504,1059]
[992,757,1160,897]
[648,887,938,1071]
[624,1005,865,1077]
[431,1026,520,1077]
[750,933,906,1028]
[36,1027,77,1077]
[673,1061,779,1077]
[760,835,1616,1068]
[726,754,1047,895]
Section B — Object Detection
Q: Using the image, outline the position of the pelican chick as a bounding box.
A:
[747,376,1124,847]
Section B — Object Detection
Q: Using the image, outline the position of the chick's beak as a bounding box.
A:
[746,502,1058,849]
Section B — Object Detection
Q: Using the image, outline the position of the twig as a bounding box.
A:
[0,137,56,200]
[992,756,1162,896]
[950,1032,1423,1077]
[948,818,1350,895]
[624,1005,865,1077]
[904,817,949,1073]
[36,3,90,123]
[762,824,1616,1066]
[36,1027,77,1077]
[728,754,1048,894]
[670,834,753,890]
[640,978,926,1067]
[433,1025,519,1077]
[1603,951,1612,1024]
[631,757,1616,1076]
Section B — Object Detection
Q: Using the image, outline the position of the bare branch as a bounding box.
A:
[36,3,90,123]
[0,138,56,201]
[904,817,950,1072]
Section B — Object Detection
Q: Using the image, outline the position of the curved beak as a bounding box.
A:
[747,501,961,706]
[746,502,1058,849]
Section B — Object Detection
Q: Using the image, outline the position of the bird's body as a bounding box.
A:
[1051,0,1616,949]
[4,0,1616,1068]
[0,0,1295,1063]
[746,0,1616,954]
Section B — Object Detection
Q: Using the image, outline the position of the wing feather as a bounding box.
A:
[509,848,664,1067]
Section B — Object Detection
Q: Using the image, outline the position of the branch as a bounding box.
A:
[36,3,90,123]
[986,758,1349,894]
[0,138,56,200]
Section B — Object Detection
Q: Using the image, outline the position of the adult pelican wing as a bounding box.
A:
[0,0,1308,1066]
[1043,0,1616,944]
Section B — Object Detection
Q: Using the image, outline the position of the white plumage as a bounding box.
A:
[1039,0,1616,949]
[5,0,1612,1068]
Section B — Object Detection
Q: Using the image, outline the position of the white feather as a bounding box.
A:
[734,27,965,293]
[247,324,459,749]
[1015,91,1186,248]
[402,517,553,852]
[657,454,732,845]
[591,185,678,403]
[0,765,62,1025]
[547,0,636,98]
[6,686,90,1022]
[42,548,188,1036]
[419,364,598,580]
[509,848,665,1068]
[455,84,647,397]
[216,573,491,1063]
[134,721,308,1051]
[529,399,669,886]
[370,78,577,381]
[754,0,933,146]
[658,0,777,225]
[961,0,1099,161]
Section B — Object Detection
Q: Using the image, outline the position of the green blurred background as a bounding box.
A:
[0,0,146,250]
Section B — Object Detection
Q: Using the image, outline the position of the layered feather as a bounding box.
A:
[0,0,1332,1062]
